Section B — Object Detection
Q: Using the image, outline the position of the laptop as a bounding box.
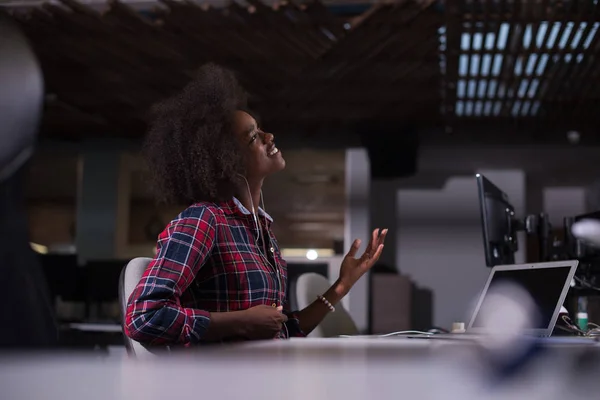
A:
[408,260,580,340]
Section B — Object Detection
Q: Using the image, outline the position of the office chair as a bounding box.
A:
[0,14,57,347]
[293,273,359,337]
[118,257,155,358]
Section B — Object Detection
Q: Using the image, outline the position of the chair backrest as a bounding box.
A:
[0,16,58,348]
[293,272,359,337]
[118,257,154,358]
[0,14,42,183]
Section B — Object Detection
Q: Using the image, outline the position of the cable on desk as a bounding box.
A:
[379,330,434,337]
[573,276,600,292]
[560,315,600,337]
[561,315,585,335]
[585,322,600,337]
[338,331,433,338]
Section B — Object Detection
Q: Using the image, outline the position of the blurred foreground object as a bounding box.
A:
[0,14,57,347]
[472,282,544,383]
[2,338,600,400]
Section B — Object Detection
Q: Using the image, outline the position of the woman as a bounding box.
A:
[125,64,387,346]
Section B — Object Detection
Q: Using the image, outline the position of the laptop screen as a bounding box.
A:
[471,266,572,329]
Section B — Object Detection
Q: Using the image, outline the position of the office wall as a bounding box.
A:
[28,203,75,246]
[396,170,526,329]
[543,187,587,226]
[344,148,370,332]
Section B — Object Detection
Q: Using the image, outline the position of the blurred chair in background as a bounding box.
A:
[292,272,358,337]
[118,257,155,357]
[0,14,58,347]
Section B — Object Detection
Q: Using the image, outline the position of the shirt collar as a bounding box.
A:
[228,197,274,223]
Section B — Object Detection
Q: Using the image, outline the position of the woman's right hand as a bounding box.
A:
[239,305,288,339]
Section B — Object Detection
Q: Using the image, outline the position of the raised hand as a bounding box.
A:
[338,228,388,293]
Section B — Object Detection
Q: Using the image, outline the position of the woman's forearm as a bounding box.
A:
[126,302,249,345]
[296,279,348,335]
[204,311,249,341]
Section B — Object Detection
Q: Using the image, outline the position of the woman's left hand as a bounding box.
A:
[337,228,388,295]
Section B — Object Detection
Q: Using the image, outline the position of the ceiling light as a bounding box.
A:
[30,242,48,254]
[306,249,318,260]
[281,248,334,258]
[567,130,580,144]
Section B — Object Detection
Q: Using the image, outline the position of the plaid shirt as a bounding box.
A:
[125,197,305,346]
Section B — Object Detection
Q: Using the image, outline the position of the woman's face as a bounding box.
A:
[233,110,285,179]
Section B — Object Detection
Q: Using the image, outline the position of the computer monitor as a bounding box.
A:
[476,174,552,266]
[476,174,518,267]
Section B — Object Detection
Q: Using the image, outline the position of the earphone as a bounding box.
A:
[238,174,284,307]
[237,173,260,236]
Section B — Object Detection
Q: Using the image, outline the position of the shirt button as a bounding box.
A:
[270,247,275,253]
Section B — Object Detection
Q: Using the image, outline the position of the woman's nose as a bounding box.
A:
[261,131,274,143]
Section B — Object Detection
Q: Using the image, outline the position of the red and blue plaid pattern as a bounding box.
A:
[125,198,304,346]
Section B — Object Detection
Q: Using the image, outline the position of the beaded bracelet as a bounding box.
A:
[317,295,335,312]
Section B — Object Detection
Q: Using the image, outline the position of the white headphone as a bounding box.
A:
[237,173,283,306]
[238,173,260,236]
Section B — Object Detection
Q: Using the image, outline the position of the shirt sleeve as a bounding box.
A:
[275,254,306,338]
[124,207,217,347]
[282,310,306,338]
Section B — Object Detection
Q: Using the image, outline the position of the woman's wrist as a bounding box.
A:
[323,279,350,305]
[335,279,350,297]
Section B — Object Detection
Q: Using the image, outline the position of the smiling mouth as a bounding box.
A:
[268,146,279,156]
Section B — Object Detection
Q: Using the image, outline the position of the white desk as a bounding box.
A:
[1,337,599,400]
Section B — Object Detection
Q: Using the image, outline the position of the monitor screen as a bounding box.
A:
[471,266,572,329]
[477,174,517,267]
[483,196,516,264]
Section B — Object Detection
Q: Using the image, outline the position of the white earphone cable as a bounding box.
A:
[239,175,284,309]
